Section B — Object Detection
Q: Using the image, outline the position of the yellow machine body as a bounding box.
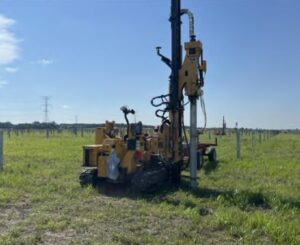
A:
[179,40,206,97]
[83,145,101,167]
[82,121,164,179]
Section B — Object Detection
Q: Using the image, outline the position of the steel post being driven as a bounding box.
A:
[190,98,198,188]
[0,130,3,171]
[236,128,241,159]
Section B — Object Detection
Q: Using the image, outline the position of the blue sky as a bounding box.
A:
[0,0,299,129]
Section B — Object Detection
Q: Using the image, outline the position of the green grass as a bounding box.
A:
[0,130,299,244]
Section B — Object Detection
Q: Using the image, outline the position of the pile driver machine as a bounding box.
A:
[80,0,216,191]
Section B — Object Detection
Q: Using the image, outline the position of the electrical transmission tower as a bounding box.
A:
[43,96,50,123]
[43,96,51,138]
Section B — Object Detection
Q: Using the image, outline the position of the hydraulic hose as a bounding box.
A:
[181,9,195,39]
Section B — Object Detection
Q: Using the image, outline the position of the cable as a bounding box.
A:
[199,93,207,133]
[151,93,170,126]
[180,87,190,170]
[181,9,195,39]
[181,114,190,170]
[151,94,170,107]
[197,49,207,133]
[183,96,190,106]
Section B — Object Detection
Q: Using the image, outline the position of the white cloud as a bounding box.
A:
[62,105,70,109]
[0,14,19,65]
[5,66,18,73]
[36,59,54,66]
[0,79,8,88]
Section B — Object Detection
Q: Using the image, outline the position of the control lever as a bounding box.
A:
[120,106,135,115]
[120,106,135,138]
[156,47,172,69]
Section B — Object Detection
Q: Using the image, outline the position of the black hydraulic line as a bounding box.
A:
[182,116,190,170]
[151,94,170,107]
[124,115,130,136]
[151,94,170,124]
[199,50,205,87]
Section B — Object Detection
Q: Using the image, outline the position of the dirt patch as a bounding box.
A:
[40,229,77,245]
[0,201,32,237]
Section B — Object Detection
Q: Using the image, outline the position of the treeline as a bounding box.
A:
[0,121,297,133]
[0,121,155,130]
[0,121,96,130]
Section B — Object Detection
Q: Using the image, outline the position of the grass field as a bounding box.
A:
[0,131,299,244]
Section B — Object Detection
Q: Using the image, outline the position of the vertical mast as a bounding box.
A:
[170,0,182,161]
